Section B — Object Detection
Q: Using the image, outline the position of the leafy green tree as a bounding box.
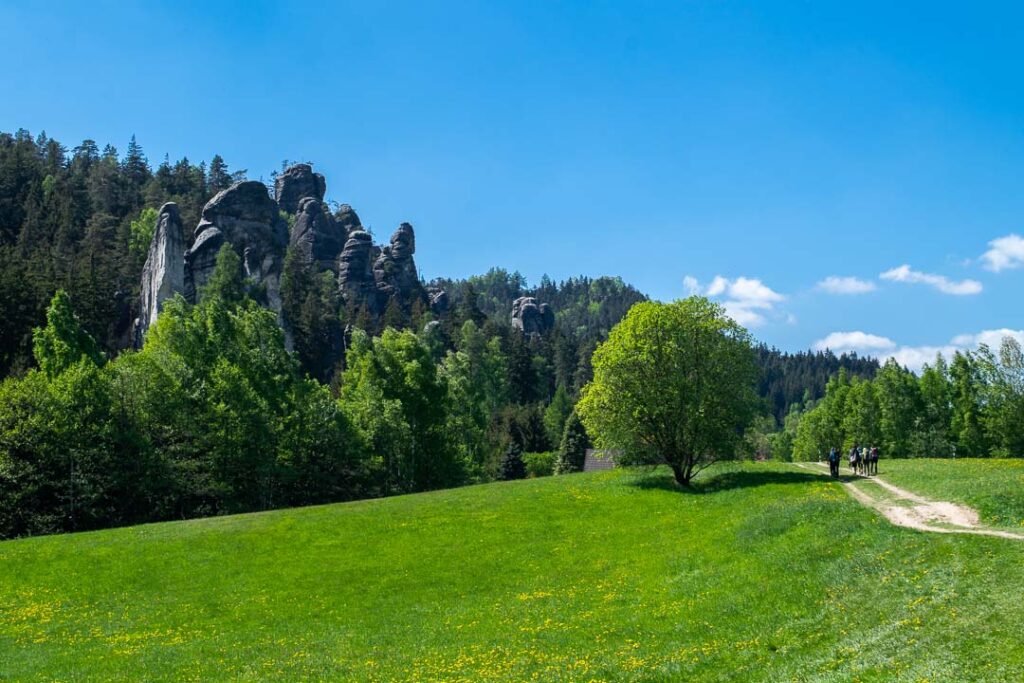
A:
[977,339,1024,457]
[874,359,920,458]
[32,290,104,377]
[949,351,988,457]
[577,298,758,486]
[128,206,159,259]
[341,328,460,493]
[914,356,952,457]
[841,378,881,449]
[440,321,509,480]
[554,410,589,474]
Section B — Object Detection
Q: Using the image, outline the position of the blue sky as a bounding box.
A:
[3,1,1024,368]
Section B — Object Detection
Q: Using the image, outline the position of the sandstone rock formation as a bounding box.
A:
[373,223,422,304]
[334,204,362,233]
[132,202,185,347]
[337,230,377,311]
[289,197,347,272]
[428,289,449,316]
[184,181,288,313]
[511,296,554,336]
[274,163,326,214]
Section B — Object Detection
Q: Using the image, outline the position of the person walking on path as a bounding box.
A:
[828,446,840,478]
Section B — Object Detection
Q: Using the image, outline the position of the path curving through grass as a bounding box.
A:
[795,462,1024,540]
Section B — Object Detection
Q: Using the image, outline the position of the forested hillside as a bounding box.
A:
[0,128,889,538]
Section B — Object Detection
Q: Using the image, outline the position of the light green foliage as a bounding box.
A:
[342,328,460,494]
[976,339,1024,457]
[795,337,1024,459]
[841,377,881,450]
[31,290,104,378]
[3,463,1024,680]
[129,206,159,258]
[440,321,509,481]
[577,297,759,485]
[522,451,556,477]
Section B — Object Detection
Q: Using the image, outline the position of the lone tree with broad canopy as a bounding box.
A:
[577,297,759,486]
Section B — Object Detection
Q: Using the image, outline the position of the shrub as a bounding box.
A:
[523,451,556,478]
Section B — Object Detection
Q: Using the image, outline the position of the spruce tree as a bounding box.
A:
[554,410,588,474]
[498,441,526,481]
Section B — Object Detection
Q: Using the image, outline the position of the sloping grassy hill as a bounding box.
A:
[3,462,1024,681]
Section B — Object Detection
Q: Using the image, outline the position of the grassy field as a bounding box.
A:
[2,462,1024,681]
[878,458,1024,530]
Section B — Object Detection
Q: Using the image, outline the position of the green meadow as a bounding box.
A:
[3,461,1024,682]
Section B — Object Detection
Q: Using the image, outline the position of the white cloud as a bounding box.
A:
[816,276,877,295]
[683,275,785,328]
[950,328,1024,349]
[879,264,982,296]
[812,328,1024,373]
[813,331,895,353]
[981,234,1024,272]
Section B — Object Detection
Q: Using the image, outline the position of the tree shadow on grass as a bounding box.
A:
[630,468,826,495]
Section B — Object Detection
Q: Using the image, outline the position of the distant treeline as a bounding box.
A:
[790,346,1024,460]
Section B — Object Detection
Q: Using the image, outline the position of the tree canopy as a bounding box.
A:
[577,297,759,486]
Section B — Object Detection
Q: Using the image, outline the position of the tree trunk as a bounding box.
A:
[670,463,691,487]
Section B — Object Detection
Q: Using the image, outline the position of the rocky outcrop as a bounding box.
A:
[184,181,288,313]
[334,204,362,233]
[337,230,377,311]
[428,289,449,316]
[511,296,554,336]
[132,203,186,347]
[274,163,326,214]
[372,223,422,304]
[289,197,347,272]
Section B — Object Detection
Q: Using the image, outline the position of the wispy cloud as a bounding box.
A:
[981,234,1024,272]
[684,275,784,327]
[812,328,1024,373]
[816,276,877,295]
[880,264,982,296]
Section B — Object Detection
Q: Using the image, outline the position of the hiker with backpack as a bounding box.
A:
[869,446,879,475]
[828,446,840,478]
[848,444,860,474]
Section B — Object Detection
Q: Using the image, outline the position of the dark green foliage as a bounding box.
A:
[0,129,234,375]
[554,410,589,474]
[498,442,526,481]
[756,345,879,422]
[280,249,344,382]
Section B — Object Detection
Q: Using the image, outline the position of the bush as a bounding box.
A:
[498,442,527,481]
[523,451,556,478]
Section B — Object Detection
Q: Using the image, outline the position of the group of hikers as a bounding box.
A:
[825,444,879,478]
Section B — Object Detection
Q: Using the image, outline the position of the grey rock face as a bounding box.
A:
[274,163,326,214]
[372,223,422,303]
[337,230,377,310]
[289,197,347,272]
[428,289,449,315]
[511,296,555,336]
[133,202,186,347]
[334,204,362,233]
[184,181,288,313]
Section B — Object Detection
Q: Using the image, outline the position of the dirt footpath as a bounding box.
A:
[794,462,1024,540]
